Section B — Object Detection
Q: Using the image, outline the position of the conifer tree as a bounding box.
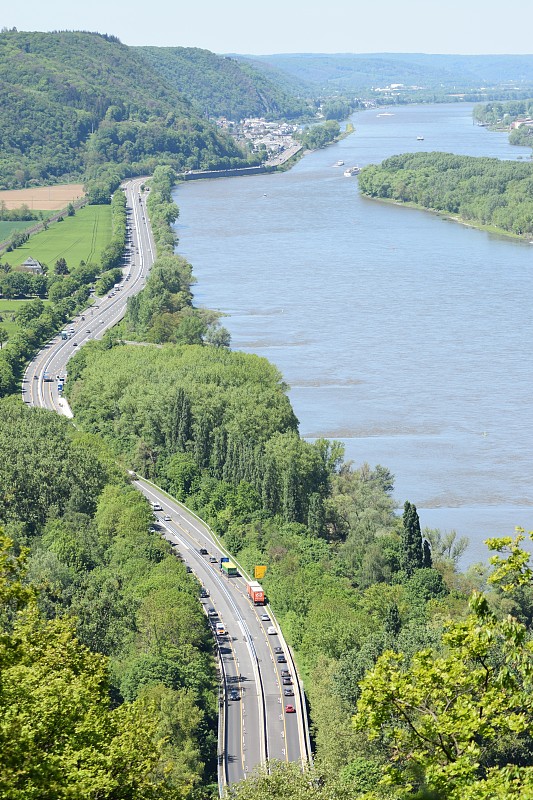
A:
[401,501,424,576]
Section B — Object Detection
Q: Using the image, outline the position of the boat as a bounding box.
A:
[344,166,361,177]
[416,135,424,141]
[334,160,344,167]
[377,112,394,117]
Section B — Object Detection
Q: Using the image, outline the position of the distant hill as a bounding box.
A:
[0,30,254,192]
[240,52,533,96]
[135,46,312,121]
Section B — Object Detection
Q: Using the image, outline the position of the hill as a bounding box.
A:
[136,46,312,121]
[0,30,255,193]
[240,52,533,98]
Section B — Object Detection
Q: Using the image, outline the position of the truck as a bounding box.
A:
[247,581,265,605]
[221,561,238,577]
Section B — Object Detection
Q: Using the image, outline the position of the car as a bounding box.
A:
[207,607,217,616]
[200,588,209,598]
[163,515,171,521]
[34,375,38,380]
[282,677,292,685]
[261,613,270,621]
[229,689,240,701]
[277,655,287,663]
[267,626,277,635]
[199,548,208,555]
[285,704,296,713]
[86,329,91,334]
[284,688,294,696]
[72,342,78,346]
[274,646,283,654]
[280,669,291,677]
[209,556,218,563]
[152,503,162,511]
[186,566,192,573]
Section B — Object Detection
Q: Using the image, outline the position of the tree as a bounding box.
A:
[0,326,8,349]
[354,530,533,800]
[400,500,423,576]
[54,257,69,274]
[0,534,182,799]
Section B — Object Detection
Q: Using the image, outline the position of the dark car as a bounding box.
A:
[280,669,291,678]
[207,607,217,616]
[229,689,240,701]
[282,677,292,685]
[284,688,294,696]
[277,655,287,663]
[199,548,208,555]
[274,646,283,654]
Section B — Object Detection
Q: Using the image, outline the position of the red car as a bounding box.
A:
[285,704,296,713]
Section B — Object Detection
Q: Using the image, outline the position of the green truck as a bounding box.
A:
[221,561,238,577]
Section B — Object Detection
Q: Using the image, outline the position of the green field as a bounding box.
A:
[6,206,112,270]
[0,221,34,241]
[0,298,52,339]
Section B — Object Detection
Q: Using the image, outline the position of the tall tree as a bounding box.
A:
[401,500,423,576]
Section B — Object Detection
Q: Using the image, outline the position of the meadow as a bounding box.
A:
[6,206,112,270]
[0,221,34,241]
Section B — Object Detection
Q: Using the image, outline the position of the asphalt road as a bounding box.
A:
[22,177,154,411]
[22,176,311,788]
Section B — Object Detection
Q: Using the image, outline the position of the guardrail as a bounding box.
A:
[135,474,312,770]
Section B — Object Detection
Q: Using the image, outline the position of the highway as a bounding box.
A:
[22,176,311,789]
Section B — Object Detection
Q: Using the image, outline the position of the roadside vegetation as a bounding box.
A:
[358,151,533,237]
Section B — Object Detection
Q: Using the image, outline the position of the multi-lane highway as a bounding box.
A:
[23,177,154,411]
[22,176,311,789]
[137,478,311,787]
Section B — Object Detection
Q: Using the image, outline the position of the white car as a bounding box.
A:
[267,626,277,635]
[163,515,171,522]
[261,614,270,621]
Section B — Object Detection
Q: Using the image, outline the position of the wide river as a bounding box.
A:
[173,103,533,566]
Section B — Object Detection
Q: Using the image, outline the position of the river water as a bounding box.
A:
[173,104,533,566]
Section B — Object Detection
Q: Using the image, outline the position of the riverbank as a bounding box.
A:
[363,194,533,242]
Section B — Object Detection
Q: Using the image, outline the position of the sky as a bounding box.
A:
[3,0,533,55]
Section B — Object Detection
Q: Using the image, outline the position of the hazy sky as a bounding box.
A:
[4,0,533,55]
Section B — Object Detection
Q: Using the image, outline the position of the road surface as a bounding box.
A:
[22,176,311,789]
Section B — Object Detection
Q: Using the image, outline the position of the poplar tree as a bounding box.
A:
[401,501,424,576]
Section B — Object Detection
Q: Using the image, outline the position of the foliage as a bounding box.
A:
[354,533,533,799]
[0,30,254,193]
[0,534,191,799]
[137,47,312,121]
[296,121,341,150]
[358,151,533,237]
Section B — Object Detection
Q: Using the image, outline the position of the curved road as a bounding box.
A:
[22,176,310,788]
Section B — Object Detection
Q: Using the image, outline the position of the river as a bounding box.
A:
[173,103,533,566]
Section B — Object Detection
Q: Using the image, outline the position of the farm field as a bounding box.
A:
[6,206,112,270]
[0,221,34,240]
[0,299,52,340]
[0,184,85,211]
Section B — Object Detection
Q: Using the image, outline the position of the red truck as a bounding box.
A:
[247,581,265,605]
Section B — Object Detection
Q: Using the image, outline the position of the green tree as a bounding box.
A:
[0,326,8,349]
[401,500,423,576]
[355,531,533,800]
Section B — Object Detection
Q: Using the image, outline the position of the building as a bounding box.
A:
[21,257,44,274]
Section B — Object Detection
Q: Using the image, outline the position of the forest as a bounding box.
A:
[358,151,533,237]
[474,99,533,147]
[0,30,258,196]
[136,47,312,122]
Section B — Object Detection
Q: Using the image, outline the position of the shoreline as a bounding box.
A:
[361,194,533,243]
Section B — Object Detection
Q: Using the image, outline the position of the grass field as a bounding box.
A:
[6,206,112,270]
[0,221,35,240]
[0,299,52,340]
